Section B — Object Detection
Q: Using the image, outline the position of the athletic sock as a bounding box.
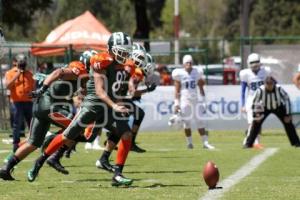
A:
[132,132,137,145]
[115,138,131,166]
[201,135,208,144]
[114,164,124,175]
[100,150,111,161]
[45,134,64,155]
[186,136,193,145]
[49,145,68,161]
[3,155,20,171]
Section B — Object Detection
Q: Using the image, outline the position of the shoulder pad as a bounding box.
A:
[172,69,181,81]
[68,61,87,76]
[132,68,144,82]
[90,52,114,71]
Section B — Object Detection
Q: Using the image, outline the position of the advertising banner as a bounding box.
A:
[137,85,300,131]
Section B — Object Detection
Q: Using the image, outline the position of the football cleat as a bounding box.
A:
[27,162,42,182]
[112,173,133,187]
[85,143,93,150]
[253,143,264,150]
[46,159,69,175]
[203,142,215,150]
[0,169,15,181]
[95,159,115,173]
[187,143,194,149]
[92,144,104,150]
[131,144,146,153]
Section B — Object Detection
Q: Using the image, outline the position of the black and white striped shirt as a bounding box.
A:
[252,85,291,115]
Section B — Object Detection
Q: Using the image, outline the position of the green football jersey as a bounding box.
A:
[85,60,130,104]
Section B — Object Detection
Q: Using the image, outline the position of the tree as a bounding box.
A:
[2,0,53,37]
[251,0,300,36]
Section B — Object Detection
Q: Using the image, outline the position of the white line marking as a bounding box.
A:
[200,148,278,200]
[0,150,10,154]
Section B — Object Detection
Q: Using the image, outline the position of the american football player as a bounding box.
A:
[0,50,96,181]
[26,32,134,186]
[172,54,215,149]
[240,53,272,148]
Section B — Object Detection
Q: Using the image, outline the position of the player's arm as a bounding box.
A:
[241,81,247,109]
[129,68,156,97]
[94,70,128,113]
[131,81,157,97]
[30,67,78,98]
[197,78,205,97]
[44,67,78,86]
[174,80,181,113]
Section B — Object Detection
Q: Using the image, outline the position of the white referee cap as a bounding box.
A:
[182,55,193,64]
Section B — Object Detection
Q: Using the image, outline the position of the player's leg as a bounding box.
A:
[84,124,103,150]
[0,116,50,181]
[275,109,300,146]
[244,100,261,146]
[181,102,194,149]
[244,112,268,148]
[196,102,215,149]
[27,107,96,182]
[130,102,146,153]
[45,109,75,175]
[96,130,120,172]
[96,115,121,173]
[112,120,133,186]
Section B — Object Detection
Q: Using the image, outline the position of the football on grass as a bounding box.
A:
[202,161,219,188]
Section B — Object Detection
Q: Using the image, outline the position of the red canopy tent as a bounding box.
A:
[31,11,111,56]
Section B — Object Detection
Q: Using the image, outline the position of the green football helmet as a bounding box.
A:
[107,32,132,64]
[79,50,98,71]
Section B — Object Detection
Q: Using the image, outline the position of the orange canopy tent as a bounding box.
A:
[31,11,111,56]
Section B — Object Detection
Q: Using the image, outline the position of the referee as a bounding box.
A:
[244,76,300,148]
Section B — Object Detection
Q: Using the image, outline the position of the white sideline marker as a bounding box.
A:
[200,148,278,200]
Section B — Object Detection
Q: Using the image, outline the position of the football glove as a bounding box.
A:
[30,85,48,98]
[146,83,156,92]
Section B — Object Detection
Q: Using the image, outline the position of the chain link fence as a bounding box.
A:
[1,36,300,130]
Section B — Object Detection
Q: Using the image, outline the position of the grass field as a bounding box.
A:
[0,129,299,200]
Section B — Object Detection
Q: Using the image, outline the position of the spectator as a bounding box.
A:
[157,65,172,85]
[4,54,35,152]
[4,59,26,138]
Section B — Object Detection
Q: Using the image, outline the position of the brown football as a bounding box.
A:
[202,161,219,189]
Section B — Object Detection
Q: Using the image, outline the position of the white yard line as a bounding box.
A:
[200,148,278,200]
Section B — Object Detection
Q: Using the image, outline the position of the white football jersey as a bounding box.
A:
[172,67,203,102]
[239,66,271,98]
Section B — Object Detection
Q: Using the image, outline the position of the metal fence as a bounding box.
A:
[1,36,300,129]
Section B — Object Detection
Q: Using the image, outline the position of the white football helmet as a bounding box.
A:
[142,53,155,77]
[132,43,146,52]
[247,53,261,72]
[168,113,183,129]
[131,49,147,68]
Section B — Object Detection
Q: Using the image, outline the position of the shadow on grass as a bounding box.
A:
[132,183,200,188]
[75,178,112,182]
[126,170,198,174]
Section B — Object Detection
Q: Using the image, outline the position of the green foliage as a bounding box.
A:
[2,0,52,37]
[251,0,300,36]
